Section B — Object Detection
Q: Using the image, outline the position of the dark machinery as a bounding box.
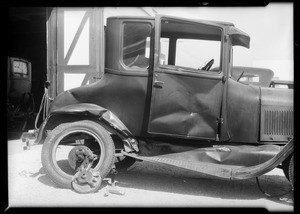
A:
[7,56,35,132]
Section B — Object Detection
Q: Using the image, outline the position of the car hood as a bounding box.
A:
[260,87,293,107]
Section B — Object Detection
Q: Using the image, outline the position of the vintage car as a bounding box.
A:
[269,79,294,89]
[230,66,274,87]
[36,15,294,193]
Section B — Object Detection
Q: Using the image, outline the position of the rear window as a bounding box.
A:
[122,22,152,69]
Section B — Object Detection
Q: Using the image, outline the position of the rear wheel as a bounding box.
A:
[41,120,115,190]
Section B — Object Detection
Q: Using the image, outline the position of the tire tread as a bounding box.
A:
[41,120,115,189]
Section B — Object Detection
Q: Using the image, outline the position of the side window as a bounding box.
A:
[122,22,152,69]
[159,18,223,72]
[175,39,221,70]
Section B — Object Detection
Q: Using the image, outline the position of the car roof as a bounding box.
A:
[107,16,234,27]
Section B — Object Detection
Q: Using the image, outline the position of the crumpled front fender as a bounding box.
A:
[36,103,139,152]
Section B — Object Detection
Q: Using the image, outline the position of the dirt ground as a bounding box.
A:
[7,139,293,211]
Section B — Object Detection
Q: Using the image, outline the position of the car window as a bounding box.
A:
[175,39,221,70]
[159,18,222,72]
[122,22,152,69]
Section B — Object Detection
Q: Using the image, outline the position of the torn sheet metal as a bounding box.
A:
[125,138,293,180]
[138,139,281,167]
[37,103,139,152]
[232,139,293,179]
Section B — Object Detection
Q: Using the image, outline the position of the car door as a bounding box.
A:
[147,15,226,141]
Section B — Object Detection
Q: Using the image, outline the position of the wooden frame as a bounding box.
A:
[47,7,104,96]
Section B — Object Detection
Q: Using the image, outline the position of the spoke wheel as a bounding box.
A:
[41,120,115,190]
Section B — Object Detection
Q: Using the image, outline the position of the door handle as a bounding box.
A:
[154,80,164,88]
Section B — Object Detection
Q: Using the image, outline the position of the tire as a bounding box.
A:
[282,155,292,181]
[289,155,294,190]
[41,120,115,189]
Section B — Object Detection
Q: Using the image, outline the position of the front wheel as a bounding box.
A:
[41,120,115,190]
[282,154,294,190]
[289,155,294,190]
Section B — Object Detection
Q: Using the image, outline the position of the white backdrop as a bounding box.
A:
[104,3,293,81]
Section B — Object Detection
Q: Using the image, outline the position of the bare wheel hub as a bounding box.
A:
[68,146,96,170]
[68,146,102,193]
[72,169,102,193]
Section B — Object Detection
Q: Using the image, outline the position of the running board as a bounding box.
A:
[123,139,293,180]
[124,152,239,179]
[232,139,293,180]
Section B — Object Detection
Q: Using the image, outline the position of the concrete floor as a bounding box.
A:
[7,139,293,211]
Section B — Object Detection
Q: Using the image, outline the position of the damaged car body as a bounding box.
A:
[36,15,294,193]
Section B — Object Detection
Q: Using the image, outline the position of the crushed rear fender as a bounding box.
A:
[36,103,139,152]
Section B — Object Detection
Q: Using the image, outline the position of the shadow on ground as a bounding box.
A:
[116,161,293,206]
[27,167,60,189]
[35,160,293,206]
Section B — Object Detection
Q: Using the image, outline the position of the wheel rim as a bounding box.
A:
[51,129,105,179]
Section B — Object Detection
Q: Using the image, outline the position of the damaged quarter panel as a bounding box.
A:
[48,72,149,137]
[49,103,139,152]
[227,78,260,143]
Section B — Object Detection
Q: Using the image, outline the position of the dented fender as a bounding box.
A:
[36,103,139,152]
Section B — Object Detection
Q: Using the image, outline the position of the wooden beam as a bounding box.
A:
[64,10,91,65]
[46,7,58,98]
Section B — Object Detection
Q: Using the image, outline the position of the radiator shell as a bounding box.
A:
[260,88,293,142]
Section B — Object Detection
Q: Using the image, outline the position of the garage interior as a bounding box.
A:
[7,7,152,140]
[8,7,47,138]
